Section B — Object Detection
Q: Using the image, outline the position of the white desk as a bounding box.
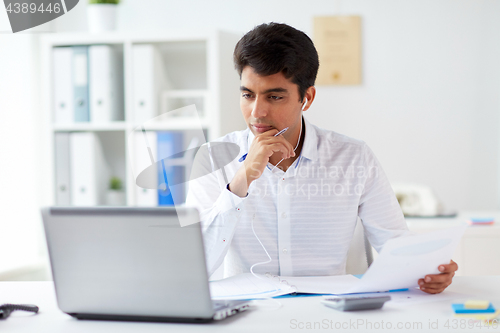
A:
[1,277,499,333]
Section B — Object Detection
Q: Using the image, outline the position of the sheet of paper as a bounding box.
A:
[210,273,296,300]
[278,275,359,294]
[345,225,467,293]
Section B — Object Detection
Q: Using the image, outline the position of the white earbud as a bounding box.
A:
[301,98,308,111]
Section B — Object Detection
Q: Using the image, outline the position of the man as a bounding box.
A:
[186,22,456,294]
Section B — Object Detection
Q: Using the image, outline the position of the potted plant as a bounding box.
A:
[87,0,120,33]
[106,176,125,206]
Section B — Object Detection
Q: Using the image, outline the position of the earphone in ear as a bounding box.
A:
[301,98,308,111]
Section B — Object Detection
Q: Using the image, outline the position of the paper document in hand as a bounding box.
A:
[345,225,466,293]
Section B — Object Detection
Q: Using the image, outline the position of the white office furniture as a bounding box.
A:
[0,277,498,333]
[346,218,373,275]
[40,31,246,207]
[406,211,500,276]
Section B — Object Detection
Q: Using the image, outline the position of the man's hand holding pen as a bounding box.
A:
[229,127,294,197]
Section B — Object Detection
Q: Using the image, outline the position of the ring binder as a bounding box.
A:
[265,273,298,293]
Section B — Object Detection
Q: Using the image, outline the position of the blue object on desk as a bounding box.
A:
[470,218,494,223]
[275,293,323,299]
[469,217,495,225]
[452,303,496,314]
[274,275,408,299]
[274,288,409,299]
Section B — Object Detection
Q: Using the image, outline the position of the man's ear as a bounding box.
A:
[301,86,316,112]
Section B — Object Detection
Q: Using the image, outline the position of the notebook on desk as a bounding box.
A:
[41,206,250,323]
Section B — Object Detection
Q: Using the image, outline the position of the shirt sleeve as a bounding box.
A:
[185,144,247,277]
[357,144,412,252]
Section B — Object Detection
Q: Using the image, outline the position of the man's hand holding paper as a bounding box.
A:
[419,260,458,294]
[343,225,466,294]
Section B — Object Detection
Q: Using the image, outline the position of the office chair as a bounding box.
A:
[346,218,374,275]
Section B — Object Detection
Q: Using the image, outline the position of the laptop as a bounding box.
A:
[41,206,250,323]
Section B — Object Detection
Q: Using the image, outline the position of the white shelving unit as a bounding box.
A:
[40,31,246,207]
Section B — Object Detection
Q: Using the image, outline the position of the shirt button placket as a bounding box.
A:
[277,175,292,275]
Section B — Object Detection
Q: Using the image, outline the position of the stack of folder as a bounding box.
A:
[132,131,185,207]
[131,44,168,124]
[52,45,123,124]
[55,130,188,207]
[55,132,109,206]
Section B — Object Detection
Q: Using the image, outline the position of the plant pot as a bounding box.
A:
[106,190,125,206]
[87,4,118,33]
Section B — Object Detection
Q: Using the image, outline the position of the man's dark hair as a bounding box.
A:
[233,22,319,102]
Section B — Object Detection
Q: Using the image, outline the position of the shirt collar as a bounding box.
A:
[247,127,255,150]
[300,116,318,162]
[246,116,318,162]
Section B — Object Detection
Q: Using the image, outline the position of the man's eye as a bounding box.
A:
[269,95,282,100]
[242,93,253,99]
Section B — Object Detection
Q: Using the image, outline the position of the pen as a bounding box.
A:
[239,127,290,162]
[274,127,289,137]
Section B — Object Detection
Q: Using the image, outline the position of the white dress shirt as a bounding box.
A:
[186,117,409,278]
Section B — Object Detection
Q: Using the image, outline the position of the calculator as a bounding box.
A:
[321,295,391,311]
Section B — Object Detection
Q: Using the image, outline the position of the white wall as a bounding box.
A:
[0,10,48,271]
[308,1,500,212]
[52,0,500,211]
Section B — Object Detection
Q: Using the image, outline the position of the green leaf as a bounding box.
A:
[109,176,123,190]
[89,0,120,4]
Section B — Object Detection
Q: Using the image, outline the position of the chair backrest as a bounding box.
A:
[346,218,373,275]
